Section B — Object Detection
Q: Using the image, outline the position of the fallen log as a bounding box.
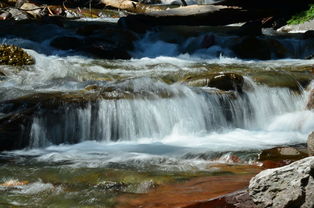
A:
[118,5,273,31]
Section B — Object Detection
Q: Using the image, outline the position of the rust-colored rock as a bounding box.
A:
[117,164,261,208]
[184,189,257,208]
[258,146,308,168]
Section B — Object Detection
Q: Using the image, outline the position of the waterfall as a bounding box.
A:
[28,78,308,148]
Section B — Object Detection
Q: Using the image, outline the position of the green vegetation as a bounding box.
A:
[287,4,314,25]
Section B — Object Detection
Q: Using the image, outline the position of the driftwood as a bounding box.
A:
[118,5,273,31]
[100,0,164,13]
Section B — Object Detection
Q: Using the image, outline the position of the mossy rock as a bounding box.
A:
[0,45,35,66]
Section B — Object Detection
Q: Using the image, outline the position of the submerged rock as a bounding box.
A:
[308,132,314,156]
[258,146,308,168]
[185,189,257,208]
[249,156,314,208]
[251,71,312,91]
[0,45,35,66]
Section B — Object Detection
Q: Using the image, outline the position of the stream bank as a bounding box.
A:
[0,1,314,207]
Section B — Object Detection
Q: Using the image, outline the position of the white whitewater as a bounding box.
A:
[1,28,313,170]
[28,78,311,147]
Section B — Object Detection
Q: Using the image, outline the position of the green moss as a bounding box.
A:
[287,4,314,25]
[0,44,35,66]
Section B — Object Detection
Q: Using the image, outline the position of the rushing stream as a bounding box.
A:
[0,16,313,207]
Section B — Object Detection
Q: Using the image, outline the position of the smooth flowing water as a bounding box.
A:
[0,17,313,207]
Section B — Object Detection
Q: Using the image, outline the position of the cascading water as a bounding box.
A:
[27,77,311,149]
[0,16,314,208]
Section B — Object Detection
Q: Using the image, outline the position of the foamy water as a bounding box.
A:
[0,23,313,171]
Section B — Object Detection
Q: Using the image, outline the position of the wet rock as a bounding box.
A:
[0,85,178,150]
[53,25,137,59]
[0,45,35,66]
[251,71,312,91]
[84,39,131,59]
[208,73,244,93]
[83,26,137,59]
[232,36,271,60]
[184,189,257,208]
[237,21,262,36]
[0,110,33,151]
[303,30,314,39]
[305,54,314,59]
[50,36,83,50]
[258,146,308,168]
[95,181,128,192]
[266,39,287,58]
[119,174,255,208]
[307,90,314,110]
[249,156,314,208]
[308,132,314,156]
[259,146,308,161]
[201,34,215,48]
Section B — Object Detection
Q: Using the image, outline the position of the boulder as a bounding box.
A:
[232,36,271,60]
[0,44,35,66]
[207,73,244,93]
[307,90,314,110]
[249,156,314,208]
[308,132,314,156]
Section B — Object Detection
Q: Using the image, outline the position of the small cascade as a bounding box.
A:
[28,78,308,148]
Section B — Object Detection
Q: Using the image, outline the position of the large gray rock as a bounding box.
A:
[249,156,314,208]
[308,132,314,156]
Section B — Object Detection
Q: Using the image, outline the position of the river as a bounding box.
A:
[0,16,313,207]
